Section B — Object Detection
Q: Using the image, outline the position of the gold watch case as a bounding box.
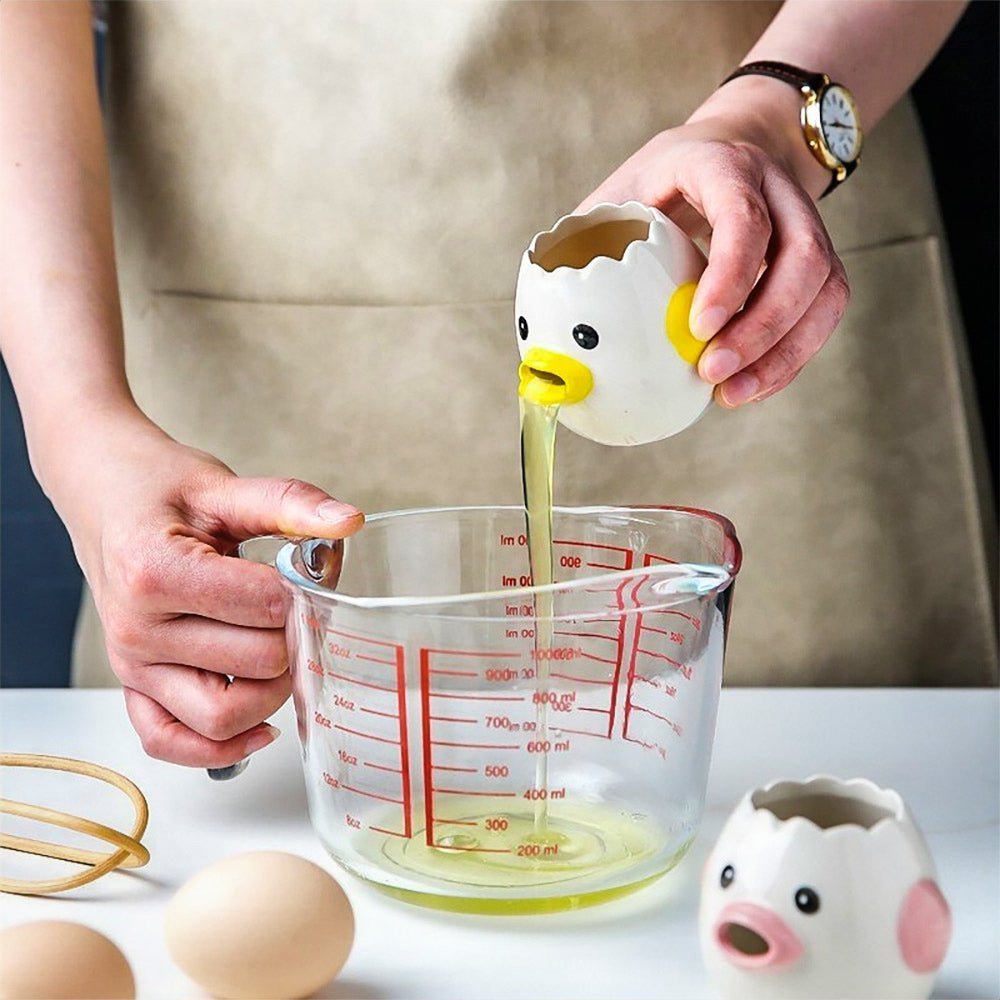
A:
[800,76,863,182]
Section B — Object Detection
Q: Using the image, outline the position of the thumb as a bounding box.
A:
[205,476,365,541]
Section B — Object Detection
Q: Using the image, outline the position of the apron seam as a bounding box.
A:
[149,289,515,309]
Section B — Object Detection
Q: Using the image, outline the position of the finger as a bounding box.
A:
[118,661,291,742]
[107,612,288,679]
[123,687,281,769]
[699,168,832,386]
[197,476,365,542]
[715,264,850,407]
[675,150,772,341]
[121,537,290,628]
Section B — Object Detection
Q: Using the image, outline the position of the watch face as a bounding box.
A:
[820,85,862,163]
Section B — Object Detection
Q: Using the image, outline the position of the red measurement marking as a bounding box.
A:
[432,844,511,854]
[321,628,411,839]
[356,653,396,666]
[434,818,478,827]
[550,671,612,686]
[623,629,643,737]
[577,706,611,715]
[599,576,628,738]
[644,553,679,566]
[420,650,435,846]
[429,668,478,677]
[556,727,609,739]
[334,724,401,746]
[579,651,617,666]
[432,788,516,798]
[360,707,399,720]
[340,783,404,805]
[327,671,396,693]
[394,645,413,839]
[586,561,624,570]
[554,630,618,643]
[424,648,516,659]
[421,646,524,846]
[644,609,701,629]
[326,627,400,648]
[430,740,520,750]
[431,692,526,702]
[554,538,632,557]
[432,765,479,773]
[636,647,682,667]
[640,625,682,640]
[631,704,681,732]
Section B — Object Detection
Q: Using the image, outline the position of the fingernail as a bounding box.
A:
[721,372,760,407]
[701,348,742,384]
[246,724,281,754]
[691,305,728,342]
[316,499,363,524]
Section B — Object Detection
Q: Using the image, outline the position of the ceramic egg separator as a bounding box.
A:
[515,200,711,446]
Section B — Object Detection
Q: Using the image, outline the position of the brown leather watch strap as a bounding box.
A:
[721,61,852,198]
[720,61,827,93]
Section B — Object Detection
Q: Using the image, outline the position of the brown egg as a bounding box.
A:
[165,851,354,999]
[0,920,135,999]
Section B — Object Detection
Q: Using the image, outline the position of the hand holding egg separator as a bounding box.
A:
[516,201,712,446]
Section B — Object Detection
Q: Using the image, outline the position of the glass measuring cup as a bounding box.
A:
[252,505,740,914]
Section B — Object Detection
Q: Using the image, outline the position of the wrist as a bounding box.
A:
[686,75,832,201]
[27,395,170,511]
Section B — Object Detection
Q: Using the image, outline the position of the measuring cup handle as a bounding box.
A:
[207,759,250,781]
[205,535,291,782]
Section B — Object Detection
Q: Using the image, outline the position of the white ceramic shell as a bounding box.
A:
[515,202,709,446]
[698,775,951,1000]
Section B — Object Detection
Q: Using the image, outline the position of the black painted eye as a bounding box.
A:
[720,864,735,889]
[518,316,529,340]
[794,887,820,914]
[572,323,599,349]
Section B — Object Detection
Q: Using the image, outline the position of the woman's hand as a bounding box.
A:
[60,413,363,768]
[578,81,850,408]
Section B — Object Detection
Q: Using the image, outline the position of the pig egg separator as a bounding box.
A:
[206,535,344,781]
[0,752,150,896]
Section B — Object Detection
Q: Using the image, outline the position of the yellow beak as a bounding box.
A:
[518,347,594,406]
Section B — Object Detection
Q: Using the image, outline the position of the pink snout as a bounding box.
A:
[714,901,804,970]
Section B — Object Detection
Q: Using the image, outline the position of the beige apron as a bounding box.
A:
[74,0,997,687]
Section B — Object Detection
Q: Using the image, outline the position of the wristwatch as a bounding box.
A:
[721,61,863,198]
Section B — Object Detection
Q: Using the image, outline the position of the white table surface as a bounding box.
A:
[1,689,997,1000]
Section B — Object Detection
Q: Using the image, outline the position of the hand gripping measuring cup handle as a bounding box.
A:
[205,536,346,781]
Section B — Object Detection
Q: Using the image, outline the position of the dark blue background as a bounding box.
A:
[1,361,83,686]
[2,5,996,687]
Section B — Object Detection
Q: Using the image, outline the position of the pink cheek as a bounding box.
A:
[897,879,952,974]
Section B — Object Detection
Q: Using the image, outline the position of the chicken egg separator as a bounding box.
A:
[515,201,712,447]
